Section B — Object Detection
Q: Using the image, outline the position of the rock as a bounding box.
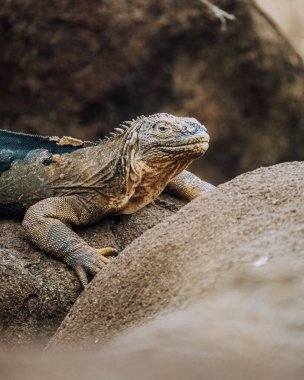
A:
[0,194,184,345]
[2,185,304,379]
[92,259,304,379]
[48,161,304,348]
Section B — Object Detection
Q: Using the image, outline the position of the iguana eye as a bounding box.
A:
[156,124,171,134]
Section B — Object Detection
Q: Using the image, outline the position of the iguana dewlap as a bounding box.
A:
[0,113,214,287]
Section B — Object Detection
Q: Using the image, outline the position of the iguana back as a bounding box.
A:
[0,129,86,175]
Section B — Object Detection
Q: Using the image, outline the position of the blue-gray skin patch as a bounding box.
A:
[0,149,15,173]
[0,129,84,175]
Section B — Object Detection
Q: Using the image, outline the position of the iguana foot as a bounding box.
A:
[70,247,118,288]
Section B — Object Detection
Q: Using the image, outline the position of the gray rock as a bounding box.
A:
[48,162,304,348]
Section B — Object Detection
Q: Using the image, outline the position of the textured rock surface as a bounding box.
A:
[0,194,184,345]
[2,259,304,380]
[49,161,304,347]
[95,260,304,379]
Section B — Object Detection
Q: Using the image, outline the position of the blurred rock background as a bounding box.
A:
[257,0,304,58]
[0,0,303,183]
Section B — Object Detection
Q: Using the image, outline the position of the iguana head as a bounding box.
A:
[121,113,210,164]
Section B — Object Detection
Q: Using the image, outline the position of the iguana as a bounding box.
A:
[0,113,214,286]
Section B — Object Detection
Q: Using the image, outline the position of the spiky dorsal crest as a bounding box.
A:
[100,113,168,145]
[100,117,140,143]
[99,122,130,143]
[100,113,178,144]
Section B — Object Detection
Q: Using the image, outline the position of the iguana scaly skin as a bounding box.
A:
[0,113,214,286]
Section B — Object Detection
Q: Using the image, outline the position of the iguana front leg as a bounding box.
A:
[165,170,215,201]
[22,196,116,287]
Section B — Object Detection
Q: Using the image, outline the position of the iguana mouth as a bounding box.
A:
[161,136,209,148]
[165,134,209,146]
[158,141,209,155]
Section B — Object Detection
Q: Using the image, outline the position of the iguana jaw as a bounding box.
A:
[139,131,210,162]
[157,135,209,157]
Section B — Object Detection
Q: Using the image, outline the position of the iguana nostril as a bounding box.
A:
[186,125,196,133]
[186,124,207,133]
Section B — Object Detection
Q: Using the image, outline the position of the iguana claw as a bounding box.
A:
[96,247,118,260]
[73,247,118,288]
